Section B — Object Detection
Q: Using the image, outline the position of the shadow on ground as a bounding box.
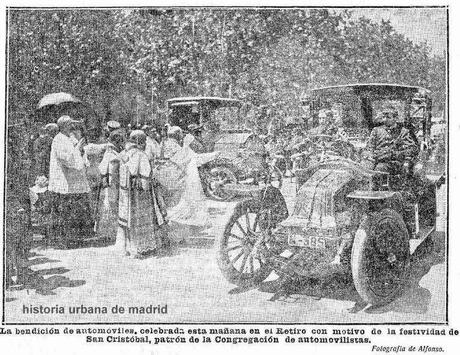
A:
[6,255,86,298]
[34,235,116,250]
[26,257,60,266]
[230,232,445,314]
[23,272,86,296]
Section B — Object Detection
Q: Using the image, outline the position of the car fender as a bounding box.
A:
[347,190,404,213]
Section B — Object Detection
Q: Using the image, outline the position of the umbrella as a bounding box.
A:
[32,93,102,139]
[37,92,81,109]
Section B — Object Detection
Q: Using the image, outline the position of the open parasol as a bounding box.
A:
[36,92,81,109]
[32,92,102,139]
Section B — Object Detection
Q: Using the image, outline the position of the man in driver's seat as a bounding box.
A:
[362,104,419,176]
[328,105,420,270]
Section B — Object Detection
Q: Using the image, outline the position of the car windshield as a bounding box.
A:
[169,105,200,129]
[307,92,368,137]
[210,105,242,131]
[169,101,243,132]
[371,99,406,124]
[307,92,421,138]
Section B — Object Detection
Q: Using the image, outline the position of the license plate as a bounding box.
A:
[288,234,326,249]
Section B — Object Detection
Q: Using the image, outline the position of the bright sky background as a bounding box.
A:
[340,7,447,57]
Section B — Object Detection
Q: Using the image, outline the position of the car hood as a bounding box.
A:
[281,168,356,229]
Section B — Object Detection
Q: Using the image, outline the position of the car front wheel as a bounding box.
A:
[217,199,275,288]
[351,208,410,306]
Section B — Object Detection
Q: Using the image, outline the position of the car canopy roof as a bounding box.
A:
[302,83,432,130]
[303,83,431,103]
[167,96,242,109]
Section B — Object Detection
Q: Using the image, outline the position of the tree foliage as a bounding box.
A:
[8,8,446,127]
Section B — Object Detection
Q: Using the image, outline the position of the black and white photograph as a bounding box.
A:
[3,5,448,327]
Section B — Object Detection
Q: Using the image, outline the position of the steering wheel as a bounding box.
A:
[330,139,357,160]
[309,134,356,160]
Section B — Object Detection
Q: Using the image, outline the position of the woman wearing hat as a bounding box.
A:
[117,130,168,257]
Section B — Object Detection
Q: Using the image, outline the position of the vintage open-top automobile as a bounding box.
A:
[217,83,445,306]
[166,96,282,200]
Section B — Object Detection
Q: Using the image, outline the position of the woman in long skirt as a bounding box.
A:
[96,130,125,242]
[168,133,209,226]
[118,130,167,258]
[83,141,108,228]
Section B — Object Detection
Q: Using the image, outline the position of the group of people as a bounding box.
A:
[31,116,209,258]
[28,101,419,256]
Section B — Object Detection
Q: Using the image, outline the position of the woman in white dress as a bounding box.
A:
[167,132,209,227]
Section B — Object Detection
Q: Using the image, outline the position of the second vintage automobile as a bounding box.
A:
[166,96,282,200]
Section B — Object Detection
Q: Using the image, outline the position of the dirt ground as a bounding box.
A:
[4,179,447,324]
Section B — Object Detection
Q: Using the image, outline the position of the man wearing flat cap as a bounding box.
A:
[362,103,419,174]
[48,115,94,247]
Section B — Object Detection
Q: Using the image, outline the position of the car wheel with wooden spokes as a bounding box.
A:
[217,199,274,288]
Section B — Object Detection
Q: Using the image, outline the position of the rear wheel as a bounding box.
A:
[351,209,410,306]
[217,199,274,287]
